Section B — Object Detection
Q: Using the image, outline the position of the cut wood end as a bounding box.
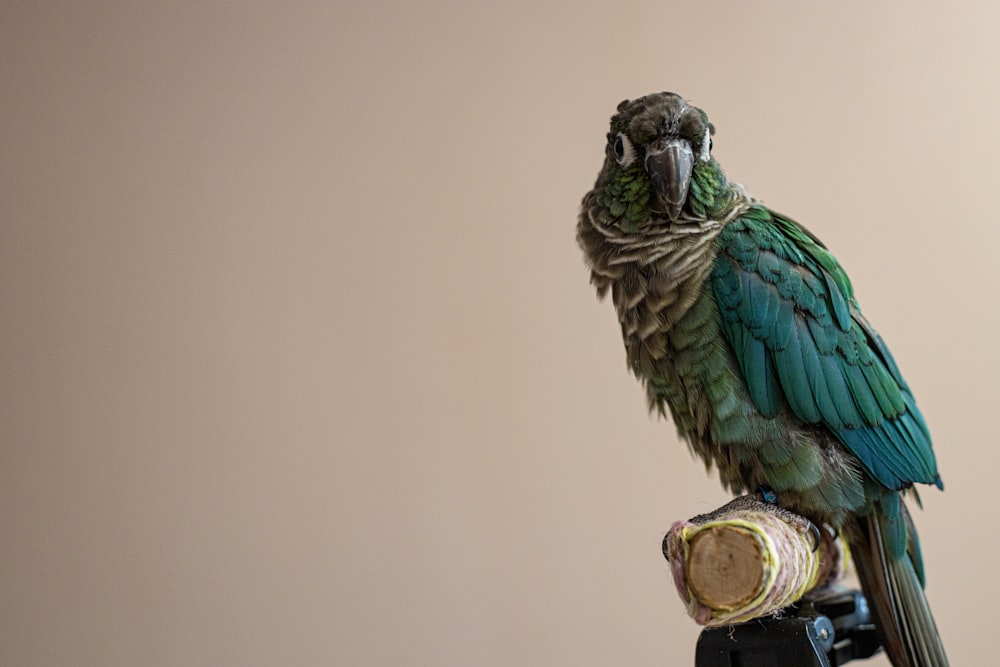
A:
[687,525,766,609]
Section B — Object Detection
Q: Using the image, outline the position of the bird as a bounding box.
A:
[577,92,947,667]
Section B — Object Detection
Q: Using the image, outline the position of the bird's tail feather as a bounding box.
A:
[849,498,948,667]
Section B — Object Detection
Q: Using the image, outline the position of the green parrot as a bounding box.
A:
[578,92,947,667]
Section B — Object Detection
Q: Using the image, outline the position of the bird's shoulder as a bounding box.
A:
[713,205,854,334]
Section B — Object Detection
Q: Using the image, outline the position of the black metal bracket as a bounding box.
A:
[693,588,882,666]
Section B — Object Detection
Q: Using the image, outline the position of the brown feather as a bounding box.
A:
[849,511,949,667]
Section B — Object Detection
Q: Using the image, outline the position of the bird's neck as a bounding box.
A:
[613,179,754,342]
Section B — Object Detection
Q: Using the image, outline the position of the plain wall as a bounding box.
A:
[3,2,996,665]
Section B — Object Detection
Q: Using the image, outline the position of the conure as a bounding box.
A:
[578,92,947,667]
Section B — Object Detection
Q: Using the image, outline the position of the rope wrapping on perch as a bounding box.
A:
[664,495,847,627]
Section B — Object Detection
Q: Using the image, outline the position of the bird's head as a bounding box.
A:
[593,92,727,226]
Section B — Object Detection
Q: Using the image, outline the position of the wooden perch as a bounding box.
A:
[663,496,846,627]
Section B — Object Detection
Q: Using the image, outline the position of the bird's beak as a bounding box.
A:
[646,138,694,222]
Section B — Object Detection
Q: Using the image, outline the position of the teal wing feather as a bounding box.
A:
[710,207,940,493]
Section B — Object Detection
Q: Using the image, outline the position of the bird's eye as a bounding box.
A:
[612,132,636,167]
[698,126,713,162]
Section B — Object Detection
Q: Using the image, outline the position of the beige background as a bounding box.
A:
[2,2,996,665]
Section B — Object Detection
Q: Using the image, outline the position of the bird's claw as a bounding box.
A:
[806,521,821,552]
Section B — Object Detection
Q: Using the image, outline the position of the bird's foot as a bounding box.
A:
[756,485,820,552]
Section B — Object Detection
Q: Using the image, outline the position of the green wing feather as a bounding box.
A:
[711,208,940,492]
